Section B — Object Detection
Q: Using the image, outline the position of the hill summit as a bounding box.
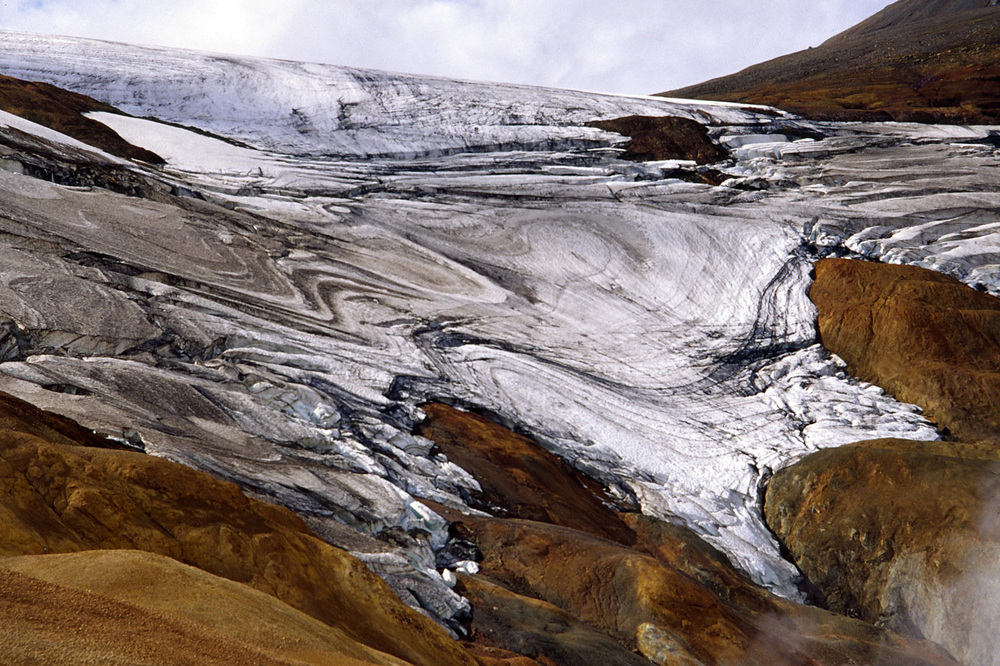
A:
[664,0,1000,123]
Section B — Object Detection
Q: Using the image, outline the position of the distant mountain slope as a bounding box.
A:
[663,0,1000,124]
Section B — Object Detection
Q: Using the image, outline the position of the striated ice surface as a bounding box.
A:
[0,31,778,159]
[0,32,997,613]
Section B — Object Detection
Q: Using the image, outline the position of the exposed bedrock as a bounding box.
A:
[0,393,478,666]
[761,257,1000,665]
[810,257,1000,442]
[764,438,1000,665]
[586,115,730,165]
[421,404,956,666]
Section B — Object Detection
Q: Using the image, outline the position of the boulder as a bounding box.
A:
[810,257,1000,442]
[765,438,1000,665]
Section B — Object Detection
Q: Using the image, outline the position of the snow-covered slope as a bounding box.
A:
[0,31,997,618]
[0,31,775,158]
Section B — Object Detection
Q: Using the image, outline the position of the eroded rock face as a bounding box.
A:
[417,403,636,544]
[810,257,1000,442]
[0,394,477,666]
[764,438,1000,665]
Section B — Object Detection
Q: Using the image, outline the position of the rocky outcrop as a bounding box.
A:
[1,550,413,666]
[417,402,636,544]
[422,403,957,666]
[761,256,1000,664]
[459,515,956,666]
[456,574,651,666]
[0,73,163,163]
[664,1,1000,124]
[0,392,478,666]
[586,115,729,165]
[764,438,1000,665]
[809,257,1000,442]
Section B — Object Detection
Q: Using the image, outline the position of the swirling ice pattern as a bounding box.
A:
[0,36,996,610]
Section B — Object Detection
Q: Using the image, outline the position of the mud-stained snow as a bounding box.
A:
[0,31,997,617]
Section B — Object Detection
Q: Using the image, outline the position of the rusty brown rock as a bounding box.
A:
[0,73,164,163]
[417,402,636,544]
[810,257,1000,442]
[0,393,478,666]
[764,438,1000,665]
[456,573,652,666]
[422,402,957,665]
[458,515,957,666]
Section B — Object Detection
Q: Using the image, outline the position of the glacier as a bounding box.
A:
[0,31,996,622]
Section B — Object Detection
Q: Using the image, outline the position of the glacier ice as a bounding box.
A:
[0,31,996,615]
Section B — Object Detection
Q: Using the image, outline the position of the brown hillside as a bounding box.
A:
[663,0,1000,124]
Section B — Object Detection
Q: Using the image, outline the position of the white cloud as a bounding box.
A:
[0,0,892,94]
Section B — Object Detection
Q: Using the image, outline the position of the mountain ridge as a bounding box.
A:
[663,0,1000,123]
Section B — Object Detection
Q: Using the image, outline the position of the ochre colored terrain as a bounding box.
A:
[419,403,958,666]
[0,73,164,162]
[0,393,478,666]
[766,255,1000,664]
[810,257,1000,442]
[0,551,411,666]
[765,438,1000,665]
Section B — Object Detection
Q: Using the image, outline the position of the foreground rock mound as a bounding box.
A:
[665,0,1000,124]
[0,393,477,666]
[810,257,1000,442]
[422,404,957,665]
[0,550,411,666]
[457,515,957,666]
[765,438,1000,665]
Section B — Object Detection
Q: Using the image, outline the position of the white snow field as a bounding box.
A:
[0,31,997,621]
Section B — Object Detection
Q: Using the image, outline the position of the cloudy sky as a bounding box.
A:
[0,0,892,94]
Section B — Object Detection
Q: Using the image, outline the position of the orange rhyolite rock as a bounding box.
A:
[765,438,1000,666]
[810,257,1000,442]
[420,403,958,666]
